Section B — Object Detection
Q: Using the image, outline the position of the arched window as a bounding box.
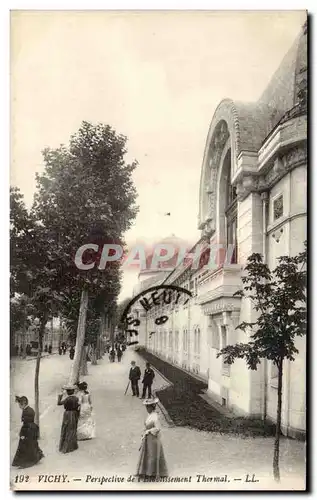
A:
[193,327,201,354]
[159,329,162,352]
[224,150,238,264]
[174,330,179,352]
[212,325,220,350]
[183,328,188,352]
[169,330,173,353]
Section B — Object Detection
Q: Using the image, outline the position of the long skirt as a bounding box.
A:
[77,404,96,441]
[136,433,168,478]
[59,410,78,453]
[12,424,44,468]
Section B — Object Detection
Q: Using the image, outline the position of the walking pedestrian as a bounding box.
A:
[109,349,115,363]
[12,396,44,468]
[58,344,62,355]
[141,362,155,399]
[57,384,80,454]
[136,397,168,480]
[129,360,141,397]
[48,344,52,354]
[77,382,96,440]
[69,346,75,360]
[117,347,122,362]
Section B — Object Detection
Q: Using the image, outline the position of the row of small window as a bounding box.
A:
[150,327,201,354]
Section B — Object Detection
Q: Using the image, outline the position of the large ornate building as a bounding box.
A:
[132,22,307,439]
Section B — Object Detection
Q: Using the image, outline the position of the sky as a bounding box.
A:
[10,10,306,300]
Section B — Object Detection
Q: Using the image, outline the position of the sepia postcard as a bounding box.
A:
[10,10,307,492]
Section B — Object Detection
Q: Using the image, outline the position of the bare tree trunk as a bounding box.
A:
[91,344,97,365]
[34,316,46,432]
[273,358,283,482]
[96,331,100,360]
[110,318,114,349]
[97,312,106,359]
[69,289,89,385]
[59,316,63,347]
[96,336,101,360]
[22,320,27,359]
[80,345,88,376]
[50,318,54,350]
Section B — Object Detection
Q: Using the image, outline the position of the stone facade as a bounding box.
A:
[131,22,307,439]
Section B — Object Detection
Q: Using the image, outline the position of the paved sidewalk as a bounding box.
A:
[10,349,306,491]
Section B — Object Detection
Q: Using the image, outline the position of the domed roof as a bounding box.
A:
[204,22,307,158]
[198,22,307,231]
[138,234,191,277]
[256,21,307,139]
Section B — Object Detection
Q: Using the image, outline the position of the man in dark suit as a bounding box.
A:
[129,361,141,396]
[141,362,155,399]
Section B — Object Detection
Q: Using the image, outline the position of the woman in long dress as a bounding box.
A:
[57,385,80,453]
[136,397,168,480]
[77,382,96,441]
[12,396,44,468]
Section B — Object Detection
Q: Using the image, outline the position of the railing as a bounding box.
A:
[279,102,307,125]
[261,102,307,148]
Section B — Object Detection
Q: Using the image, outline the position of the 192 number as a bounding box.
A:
[15,475,29,483]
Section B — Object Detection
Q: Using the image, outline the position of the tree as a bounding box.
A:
[10,294,33,357]
[116,297,132,327]
[217,244,306,482]
[91,286,121,361]
[10,187,36,297]
[32,121,138,384]
[10,187,64,427]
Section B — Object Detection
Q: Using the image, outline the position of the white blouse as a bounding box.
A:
[145,411,161,436]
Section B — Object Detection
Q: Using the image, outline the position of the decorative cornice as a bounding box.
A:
[232,151,258,185]
[265,145,307,188]
[258,114,307,171]
[236,174,260,201]
[235,144,307,201]
[201,297,241,316]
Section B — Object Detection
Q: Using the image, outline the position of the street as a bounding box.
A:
[10,349,306,491]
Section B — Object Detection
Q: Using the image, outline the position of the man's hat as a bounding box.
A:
[143,397,159,406]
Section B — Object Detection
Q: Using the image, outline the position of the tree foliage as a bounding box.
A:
[31,121,138,383]
[32,121,138,299]
[10,120,139,421]
[217,246,307,369]
[217,244,307,482]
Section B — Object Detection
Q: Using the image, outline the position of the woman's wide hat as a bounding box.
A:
[143,397,159,406]
[62,384,76,390]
